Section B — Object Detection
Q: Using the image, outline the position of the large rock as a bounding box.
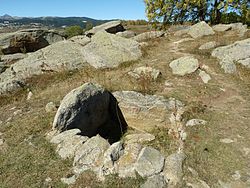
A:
[135,147,165,177]
[69,35,91,46]
[212,24,232,32]
[187,21,215,39]
[212,38,250,73]
[73,135,110,174]
[141,175,167,188]
[53,83,128,143]
[0,29,64,54]
[113,91,184,131]
[169,56,199,76]
[82,31,142,69]
[0,53,27,64]
[163,152,186,186]
[0,40,87,94]
[116,30,136,38]
[86,21,125,37]
[132,31,165,42]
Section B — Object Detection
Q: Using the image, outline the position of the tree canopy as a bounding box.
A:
[144,0,250,28]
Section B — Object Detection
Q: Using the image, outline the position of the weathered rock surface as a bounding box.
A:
[73,135,110,174]
[113,91,184,131]
[53,83,127,143]
[212,24,232,32]
[128,66,161,81]
[212,38,250,73]
[163,152,186,186]
[45,102,57,113]
[116,30,136,38]
[169,56,199,76]
[186,119,207,127]
[0,53,28,64]
[133,31,165,42]
[86,21,125,37]
[0,29,64,54]
[141,175,167,188]
[117,143,142,178]
[69,35,91,46]
[199,41,218,50]
[82,31,142,69]
[0,40,87,94]
[125,133,155,144]
[187,21,215,38]
[199,70,211,84]
[135,147,165,177]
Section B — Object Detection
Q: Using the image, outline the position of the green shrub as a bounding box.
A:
[65,25,83,38]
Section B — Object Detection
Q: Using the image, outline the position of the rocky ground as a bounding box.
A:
[0,21,250,188]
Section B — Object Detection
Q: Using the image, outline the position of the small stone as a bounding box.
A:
[45,177,52,183]
[199,70,211,84]
[180,131,187,141]
[186,119,207,127]
[199,41,217,50]
[61,175,77,185]
[0,120,3,125]
[27,91,33,100]
[0,138,4,146]
[164,81,173,87]
[135,147,165,177]
[13,109,22,116]
[141,175,167,188]
[45,102,57,112]
[242,147,250,155]
[232,171,241,181]
[220,138,234,144]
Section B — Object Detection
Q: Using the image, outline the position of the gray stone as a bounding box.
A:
[117,143,142,178]
[186,119,207,127]
[128,66,161,81]
[61,175,77,185]
[230,23,248,37]
[26,91,33,100]
[187,21,215,39]
[86,21,125,36]
[56,134,88,159]
[199,41,217,50]
[135,147,165,177]
[163,152,186,186]
[73,135,110,174]
[141,175,167,188]
[52,83,127,143]
[174,28,190,36]
[169,56,199,76]
[220,138,234,144]
[50,129,82,144]
[0,138,4,146]
[212,38,250,73]
[45,102,57,112]
[69,35,91,46]
[113,91,184,131]
[116,30,136,38]
[237,58,250,68]
[132,31,165,42]
[125,133,155,144]
[82,31,142,69]
[0,40,87,94]
[0,29,64,54]
[0,53,28,64]
[199,70,211,84]
[212,24,232,32]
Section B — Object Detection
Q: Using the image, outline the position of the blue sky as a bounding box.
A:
[0,0,146,20]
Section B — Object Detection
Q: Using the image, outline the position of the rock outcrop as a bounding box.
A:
[132,31,165,42]
[0,29,64,54]
[116,30,136,38]
[53,83,128,143]
[212,38,250,73]
[169,56,199,76]
[113,91,184,131]
[86,21,125,37]
[0,40,87,94]
[82,31,142,69]
[199,41,218,50]
[187,21,215,38]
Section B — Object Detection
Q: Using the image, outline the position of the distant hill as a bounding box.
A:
[0,14,113,28]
